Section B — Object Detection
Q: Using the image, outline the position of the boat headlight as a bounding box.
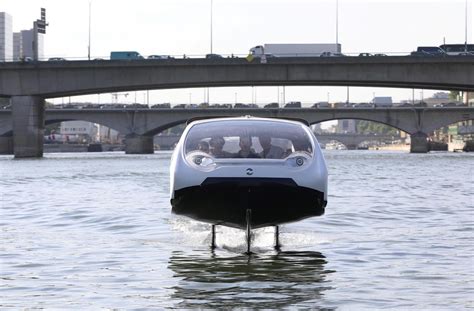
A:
[285,152,311,168]
[186,152,216,170]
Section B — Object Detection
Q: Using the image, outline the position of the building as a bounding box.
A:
[96,124,122,144]
[13,32,22,61]
[60,121,98,143]
[0,12,13,61]
[19,29,44,60]
[337,119,357,134]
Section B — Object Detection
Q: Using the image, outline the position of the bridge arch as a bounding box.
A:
[144,119,189,137]
[309,117,407,134]
[418,113,474,133]
[311,118,405,150]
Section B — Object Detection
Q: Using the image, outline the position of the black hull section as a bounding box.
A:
[171,178,326,229]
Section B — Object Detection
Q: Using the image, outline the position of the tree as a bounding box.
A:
[357,120,398,135]
[449,91,460,101]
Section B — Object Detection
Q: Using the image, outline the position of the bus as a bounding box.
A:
[110,51,144,60]
[439,44,474,55]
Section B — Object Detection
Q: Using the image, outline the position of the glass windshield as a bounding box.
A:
[185,119,313,159]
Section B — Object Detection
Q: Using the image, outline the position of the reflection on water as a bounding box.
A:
[168,250,335,309]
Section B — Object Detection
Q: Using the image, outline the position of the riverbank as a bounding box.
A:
[44,144,124,153]
[369,144,410,151]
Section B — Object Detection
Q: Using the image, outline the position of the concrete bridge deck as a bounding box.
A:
[1,56,473,98]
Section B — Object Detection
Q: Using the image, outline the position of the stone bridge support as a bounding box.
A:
[12,96,44,158]
[410,132,429,153]
[125,134,154,154]
[0,135,13,154]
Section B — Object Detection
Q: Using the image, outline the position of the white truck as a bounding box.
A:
[249,43,341,58]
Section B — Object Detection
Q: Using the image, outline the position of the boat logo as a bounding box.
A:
[246,168,254,175]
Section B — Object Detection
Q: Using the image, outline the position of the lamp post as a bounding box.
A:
[335,0,339,51]
[207,0,213,104]
[210,0,213,54]
[465,0,468,52]
[88,1,92,60]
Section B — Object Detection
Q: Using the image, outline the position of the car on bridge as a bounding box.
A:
[410,46,446,56]
[320,52,345,57]
[151,103,171,108]
[264,103,279,108]
[353,102,374,108]
[205,53,223,59]
[358,53,373,57]
[147,55,172,60]
[48,57,67,61]
[311,102,330,108]
[110,51,144,60]
[284,102,302,108]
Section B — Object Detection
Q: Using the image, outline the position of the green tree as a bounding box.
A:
[357,120,398,135]
[449,91,460,100]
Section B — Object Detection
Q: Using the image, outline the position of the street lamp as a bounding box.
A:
[207,0,214,104]
[210,0,213,54]
[465,0,468,52]
[88,1,92,60]
[335,0,339,51]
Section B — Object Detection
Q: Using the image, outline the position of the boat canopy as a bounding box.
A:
[184,119,314,159]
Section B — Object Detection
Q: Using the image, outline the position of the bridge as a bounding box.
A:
[314,133,397,149]
[1,56,473,157]
[0,107,472,156]
[1,57,473,97]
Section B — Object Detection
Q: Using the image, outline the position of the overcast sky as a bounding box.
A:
[2,0,473,105]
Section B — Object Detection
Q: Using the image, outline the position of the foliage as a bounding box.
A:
[356,120,398,135]
[449,91,460,100]
[45,123,61,135]
[0,97,10,108]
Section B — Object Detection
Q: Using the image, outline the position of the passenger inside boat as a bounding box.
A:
[185,120,314,160]
[258,134,285,159]
[209,136,232,158]
[236,136,260,158]
[197,140,209,153]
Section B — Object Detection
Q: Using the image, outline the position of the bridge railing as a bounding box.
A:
[3,51,473,63]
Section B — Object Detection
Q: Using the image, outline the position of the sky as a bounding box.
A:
[2,0,473,106]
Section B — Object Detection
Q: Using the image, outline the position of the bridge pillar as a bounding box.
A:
[0,135,14,154]
[410,132,429,153]
[125,134,154,154]
[12,96,45,158]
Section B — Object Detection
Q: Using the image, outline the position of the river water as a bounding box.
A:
[0,151,472,309]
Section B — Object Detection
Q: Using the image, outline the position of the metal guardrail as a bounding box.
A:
[2,51,474,63]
